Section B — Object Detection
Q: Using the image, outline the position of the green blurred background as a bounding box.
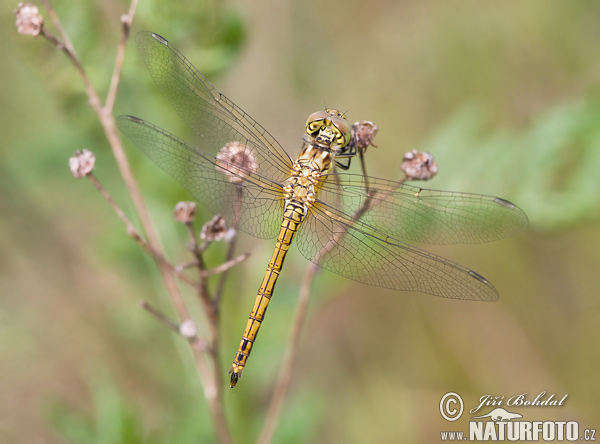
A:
[2,0,599,442]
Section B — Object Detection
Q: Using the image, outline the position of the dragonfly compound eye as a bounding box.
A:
[305,111,330,137]
[306,110,351,147]
[330,115,351,147]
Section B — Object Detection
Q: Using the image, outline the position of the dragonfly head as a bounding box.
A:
[306,109,351,149]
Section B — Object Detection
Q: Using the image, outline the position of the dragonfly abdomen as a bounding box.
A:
[229,201,306,387]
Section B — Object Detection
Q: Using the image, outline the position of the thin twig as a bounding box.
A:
[359,150,370,192]
[104,0,137,114]
[139,299,182,333]
[176,260,200,271]
[185,222,216,339]
[176,252,250,277]
[39,2,184,322]
[140,299,229,443]
[214,187,243,308]
[39,0,109,118]
[185,221,225,394]
[203,252,250,277]
[86,173,201,292]
[213,233,238,308]
[40,0,195,345]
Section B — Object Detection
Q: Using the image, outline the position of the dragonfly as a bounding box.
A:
[117,32,528,388]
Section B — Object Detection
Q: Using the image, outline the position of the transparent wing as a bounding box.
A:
[117,116,285,238]
[296,200,500,301]
[318,173,528,244]
[135,31,293,173]
[121,31,527,299]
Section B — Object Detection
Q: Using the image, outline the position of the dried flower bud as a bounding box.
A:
[401,150,438,181]
[179,320,197,338]
[352,121,379,152]
[173,201,197,223]
[200,215,227,242]
[15,2,44,37]
[224,228,237,242]
[215,141,257,184]
[69,149,95,178]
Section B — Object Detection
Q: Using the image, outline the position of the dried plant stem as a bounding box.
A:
[87,173,201,294]
[140,299,230,443]
[35,2,234,442]
[177,253,250,277]
[140,299,184,334]
[105,1,137,113]
[213,234,238,308]
[205,252,249,277]
[359,150,371,192]
[214,188,243,308]
[185,222,225,391]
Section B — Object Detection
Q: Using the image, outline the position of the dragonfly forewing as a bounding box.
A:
[116,115,285,239]
[135,32,293,171]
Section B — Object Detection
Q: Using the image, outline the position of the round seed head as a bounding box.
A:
[15,3,44,37]
[352,120,379,152]
[69,149,95,178]
[200,215,228,242]
[401,150,438,181]
[215,142,258,184]
[173,201,197,223]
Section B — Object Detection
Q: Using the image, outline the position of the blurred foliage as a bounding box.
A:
[422,96,600,231]
[2,0,600,443]
[48,374,217,443]
[49,377,145,444]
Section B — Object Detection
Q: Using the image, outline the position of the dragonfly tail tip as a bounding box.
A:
[229,367,242,388]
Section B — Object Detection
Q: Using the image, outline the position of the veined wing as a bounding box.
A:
[318,173,528,245]
[117,115,285,239]
[296,200,500,301]
[135,31,293,175]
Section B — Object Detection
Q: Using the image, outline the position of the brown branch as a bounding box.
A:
[214,187,243,308]
[86,173,201,294]
[38,0,194,346]
[139,299,183,334]
[183,219,226,395]
[140,299,230,444]
[37,2,176,314]
[104,0,137,114]
[203,252,250,277]
[31,3,234,442]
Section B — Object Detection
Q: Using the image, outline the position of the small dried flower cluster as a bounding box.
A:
[179,319,197,338]
[14,2,44,37]
[400,149,438,181]
[352,121,379,152]
[200,215,228,242]
[69,149,95,178]
[215,141,257,184]
[173,201,197,223]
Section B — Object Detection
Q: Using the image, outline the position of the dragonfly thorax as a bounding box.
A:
[283,141,334,210]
